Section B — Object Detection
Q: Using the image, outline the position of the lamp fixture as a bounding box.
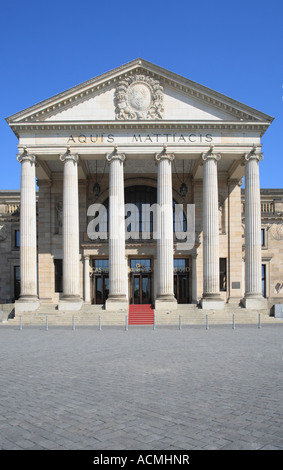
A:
[179,160,187,197]
[93,160,101,197]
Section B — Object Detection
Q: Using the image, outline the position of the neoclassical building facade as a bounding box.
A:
[3,59,282,320]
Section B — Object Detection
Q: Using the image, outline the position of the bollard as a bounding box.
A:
[232,313,235,329]
[99,315,101,331]
[72,315,75,331]
[179,315,182,330]
[46,315,48,331]
[19,315,22,331]
[125,315,128,331]
[206,314,209,330]
[258,313,261,329]
[153,314,156,330]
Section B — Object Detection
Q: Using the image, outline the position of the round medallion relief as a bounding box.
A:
[128,83,152,112]
[0,224,8,241]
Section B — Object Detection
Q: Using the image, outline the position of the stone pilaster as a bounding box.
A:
[201,149,224,309]
[58,149,82,311]
[155,147,177,310]
[105,148,128,311]
[15,149,39,313]
[244,150,267,309]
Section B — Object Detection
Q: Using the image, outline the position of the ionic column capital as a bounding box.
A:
[106,146,126,163]
[244,147,263,163]
[60,148,79,164]
[155,145,175,162]
[17,148,37,165]
[202,146,221,162]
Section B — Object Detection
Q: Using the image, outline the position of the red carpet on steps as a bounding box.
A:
[128,304,154,325]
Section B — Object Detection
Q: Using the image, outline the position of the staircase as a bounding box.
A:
[1,302,280,328]
[128,304,154,325]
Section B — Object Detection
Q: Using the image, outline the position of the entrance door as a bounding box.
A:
[95,275,109,304]
[130,259,152,304]
[133,274,151,304]
[91,259,109,304]
[174,259,189,304]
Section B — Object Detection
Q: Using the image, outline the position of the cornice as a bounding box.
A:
[9,120,271,138]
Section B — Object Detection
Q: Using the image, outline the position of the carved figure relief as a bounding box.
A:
[0,224,8,241]
[269,223,283,240]
[115,74,163,120]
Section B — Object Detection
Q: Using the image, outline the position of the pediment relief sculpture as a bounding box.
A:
[115,74,163,120]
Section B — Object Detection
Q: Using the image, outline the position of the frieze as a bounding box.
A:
[67,132,214,145]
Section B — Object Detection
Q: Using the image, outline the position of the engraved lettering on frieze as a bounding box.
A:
[115,74,164,120]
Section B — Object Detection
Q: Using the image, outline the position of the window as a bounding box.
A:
[92,259,109,273]
[93,186,188,241]
[261,228,267,248]
[219,258,227,291]
[54,259,63,293]
[124,186,187,238]
[15,230,20,248]
[125,186,156,235]
[261,264,266,298]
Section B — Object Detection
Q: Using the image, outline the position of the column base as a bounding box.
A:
[15,297,40,314]
[201,294,224,310]
[105,295,128,312]
[243,295,267,310]
[155,295,177,311]
[58,296,83,311]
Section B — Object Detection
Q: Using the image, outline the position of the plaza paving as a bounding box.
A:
[0,323,282,450]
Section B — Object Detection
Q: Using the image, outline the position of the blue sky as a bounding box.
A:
[0,0,282,189]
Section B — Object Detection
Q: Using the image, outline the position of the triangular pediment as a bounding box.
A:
[6,58,273,128]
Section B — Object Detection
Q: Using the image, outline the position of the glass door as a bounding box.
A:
[92,259,109,305]
[174,259,190,304]
[132,274,151,304]
[133,275,141,304]
[130,259,151,304]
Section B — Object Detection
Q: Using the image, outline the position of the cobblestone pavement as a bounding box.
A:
[0,323,282,450]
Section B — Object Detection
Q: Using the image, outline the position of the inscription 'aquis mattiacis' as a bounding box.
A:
[67,132,214,145]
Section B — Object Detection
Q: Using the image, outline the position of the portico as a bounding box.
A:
[6,59,273,316]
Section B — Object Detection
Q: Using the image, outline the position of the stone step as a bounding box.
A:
[2,309,278,327]
[1,302,279,326]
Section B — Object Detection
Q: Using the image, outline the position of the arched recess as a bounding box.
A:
[91,180,187,237]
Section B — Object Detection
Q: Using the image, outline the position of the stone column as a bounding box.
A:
[201,149,224,309]
[84,255,90,303]
[105,148,128,311]
[244,149,267,309]
[58,149,82,311]
[16,149,39,312]
[155,148,177,310]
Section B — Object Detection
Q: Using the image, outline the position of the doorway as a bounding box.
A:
[91,259,109,305]
[130,259,152,305]
[174,258,190,304]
